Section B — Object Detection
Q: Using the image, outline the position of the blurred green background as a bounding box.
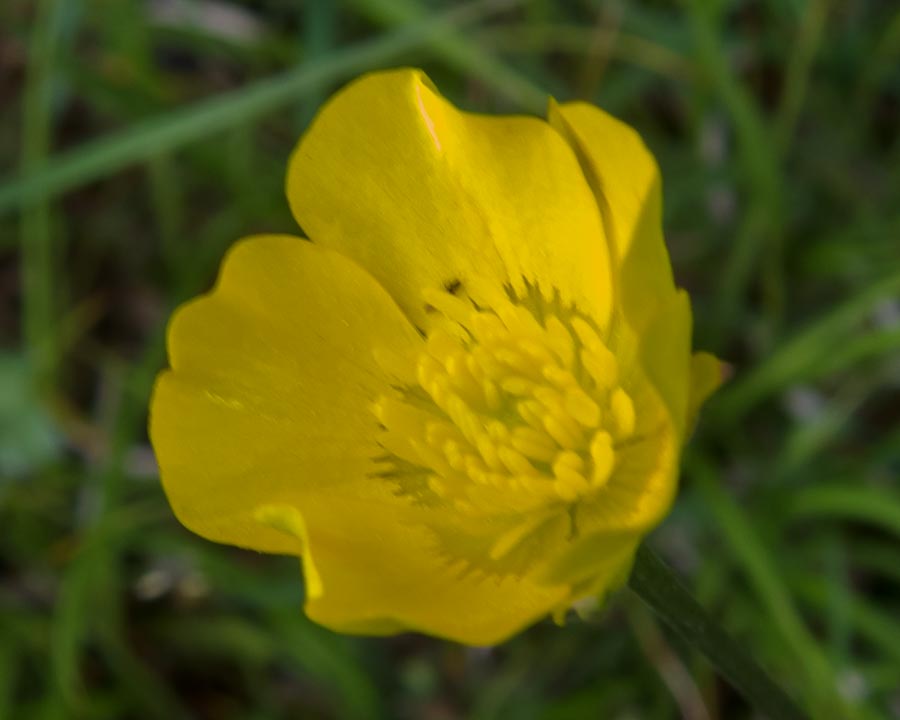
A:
[1,0,899,718]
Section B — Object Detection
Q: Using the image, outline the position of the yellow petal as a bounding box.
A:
[290,496,569,646]
[548,100,675,333]
[287,68,613,330]
[640,290,693,438]
[149,235,422,554]
[539,527,640,594]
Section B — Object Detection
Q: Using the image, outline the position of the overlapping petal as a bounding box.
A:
[547,100,673,328]
[549,101,722,434]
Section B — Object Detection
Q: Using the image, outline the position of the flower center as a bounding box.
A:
[373,288,638,521]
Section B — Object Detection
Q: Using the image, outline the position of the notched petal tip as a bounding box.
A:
[164,234,305,373]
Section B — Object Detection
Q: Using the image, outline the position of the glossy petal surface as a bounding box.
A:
[150,235,421,552]
[287,69,613,330]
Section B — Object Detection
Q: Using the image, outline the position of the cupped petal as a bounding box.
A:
[286,68,613,330]
[149,234,423,554]
[548,100,674,333]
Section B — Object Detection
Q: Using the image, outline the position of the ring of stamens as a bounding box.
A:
[373,288,637,521]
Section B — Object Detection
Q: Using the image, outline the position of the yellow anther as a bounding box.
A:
[565,387,601,427]
[535,388,583,441]
[487,420,509,442]
[520,339,554,365]
[543,413,582,449]
[510,426,557,462]
[443,351,463,376]
[581,346,618,391]
[498,446,537,476]
[475,433,502,470]
[542,364,575,388]
[465,353,484,381]
[445,354,483,407]
[533,386,564,411]
[570,317,604,351]
[610,387,636,438]
[443,440,467,471]
[516,400,547,432]
[500,376,535,396]
[446,394,480,444]
[553,468,590,502]
[464,454,488,478]
[496,348,541,379]
[375,294,637,520]
[589,431,615,488]
[553,450,583,475]
[416,354,441,390]
[482,378,501,411]
[427,376,449,409]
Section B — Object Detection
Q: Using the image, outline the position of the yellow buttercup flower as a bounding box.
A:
[149,68,722,645]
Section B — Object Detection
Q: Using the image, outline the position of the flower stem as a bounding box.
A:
[628,544,808,720]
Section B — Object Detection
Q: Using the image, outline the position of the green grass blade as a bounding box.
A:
[773,0,830,150]
[690,457,850,716]
[789,485,900,539]
[20,0,69,387]
[794,575,900,667]
[629,545,807,720]
[348,0,549,111]
[714,268,900,423]
[0,0,514,215]
[685,0,783,336]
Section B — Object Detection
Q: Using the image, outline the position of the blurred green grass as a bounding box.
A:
[1,0,898,718]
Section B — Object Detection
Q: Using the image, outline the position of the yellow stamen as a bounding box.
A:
[610,387,636,438]
[589,431,615,488]
[374,288,634,521]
